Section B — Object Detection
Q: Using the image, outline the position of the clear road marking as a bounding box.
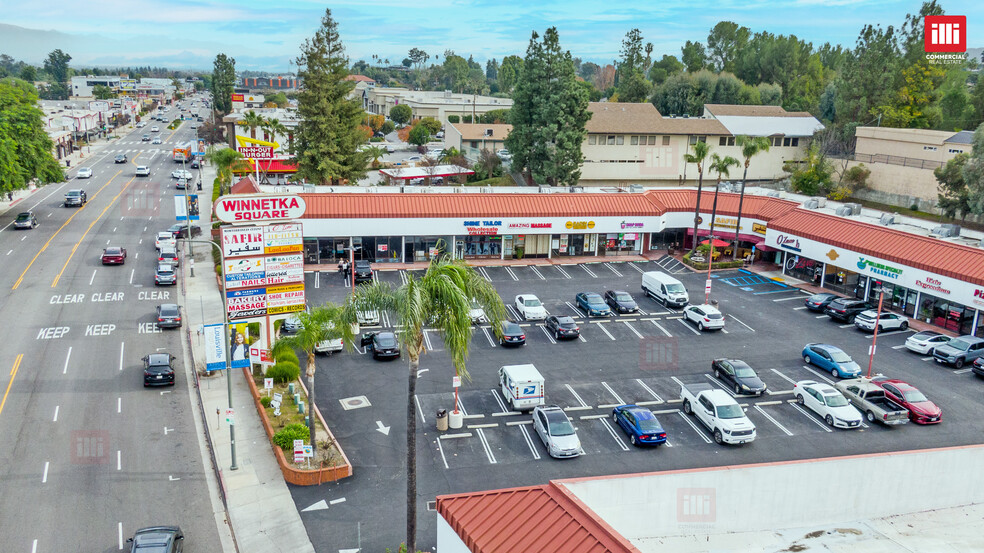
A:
[21,235,26,241]
[164,427,173,435]
[601,381,624,404]
[581,264,597,278]
[594,322,616,341]
[670,375,686,389]
[604,263,623,277]
[529,266,545,280]
[138,239,142,245]
[653,408,679,414]
[0,354,23,417]
[635,379,664,402]
[540,325,557,344]
[42,461,49,483]
[169,475,181,481]
[771,368,798,385]
[117,450,121,470]
[414,394,426,424]
[622,320,644,338]
[89,269,97,286]
[481,326,496,347]
[565,384,588,407]
[676,318,701,335]
[802,365,835,385]
[772,295,806,302]
[650,320,672,337]
[753,404,794,436]
[599,418,630,451]
[63,346,72,374]
[790,402,833,432]
[518,424,541,459]
[118,397,121,413]
[506,419,534,425]
[677,411,713,443]
[119,342,125,371]
[5,250,10,255]
[119,522,124,550]
[728,314,755,332]
[504,267,519,281]
[32,539,37,553]
[555,266,572,279]
[53,406,59,422]
[113,227,117,232]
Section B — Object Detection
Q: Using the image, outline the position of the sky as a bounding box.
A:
[0,0,982,72]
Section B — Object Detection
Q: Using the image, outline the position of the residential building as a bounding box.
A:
[445,123,511,161]
[361,88,512,126]
[242,76,297,90]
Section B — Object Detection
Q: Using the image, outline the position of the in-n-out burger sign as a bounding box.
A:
[915,276,951,295]
[215,194,306,223]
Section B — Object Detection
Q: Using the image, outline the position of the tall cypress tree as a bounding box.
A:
[292,9,369,186]
[506,27,590,186]
[211,54,235,116]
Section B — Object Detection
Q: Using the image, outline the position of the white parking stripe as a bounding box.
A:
[555,266,572,279]
[604,263,623,277]
[594,322,616,340]
[728,314,755,332]
[504,267,519,281]
[477,267,491,281]
[599,418,630,451]
[529,266,546,280]
[890,344,906,350]
[540,325,557,344]
[581,264,597,278]
[789,402,834,432]
[422,330,433,351]
[565,301,583,317]
[565,384,588,407]
[773,295,807,302]
[753,405,795,436]
[480,326,495,347]
[838,323,855,329]
[621,320,643,338]
[793,306,808,310]
[770,368,798,385]
[601,382,624,404]
[802,365,835,385]
[703,373,737,397]
[955,368,973,374]
[435,436,449,469]
[518,424,541,459]
[650,320,672,337]
[628,262,646,274]
[676,318,701,335]
[505,305,521,320]
[676,411,713,443]
[635,379,664,403]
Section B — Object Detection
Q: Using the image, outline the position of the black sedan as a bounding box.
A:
[114,153,127,163]
[499,321,527,347]
[711,358,767,395]
[544,315,579,340]
[361,331,400,360]
[604,290,639,314]
[127,526,184,552]
[156,304,182,329]
[804,292,840,312]
[142,353,176,387]
[167,223,202,238]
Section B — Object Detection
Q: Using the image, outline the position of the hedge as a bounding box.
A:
[267,362,300,384]
[272,423,309,451]
[275,349,300,367]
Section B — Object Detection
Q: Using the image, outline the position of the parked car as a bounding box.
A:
[680,383,756,445]
[834,378,909,425]
[280,315,301,335]
[682,304,725,331]
[142,353,176,386]
[869,376,942,424]
[794,380,863,429]
[499,321,527,347]
[114,154,128,163]
[167,224,202,239]
[496,149,512,162]
[711,358,767,395]
[101,246,127,265]
[933,335,984,368]
[854,310,909,332]
[155,263,177,286]
[361,331,400,360]
[804,292,840,312]
[158,247,179,266]
[13,211,38,229]
[468,299,488,324]
[604,290,638,314]
[904,331,951,356]
[611,405,667,446]
[64,189,87,207]
[126,526,184,552]
[802,343,861,378]
[171,169,193,180]
[973,357,984,378]
[544,315,579,340]
[353,260,373,283]
[576,292,611,317]
[532,405,582,458]
[514,295,547,320]
[136,166,151,176]
[76,167,93,179]
[824,298,873,322]
[156,304,182,328]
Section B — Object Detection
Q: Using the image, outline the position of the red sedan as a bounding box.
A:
[101,246,127,265]
[870,377,942,425]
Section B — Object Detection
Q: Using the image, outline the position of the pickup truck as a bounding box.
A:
[680,383,756,445]
[834,378,909,425]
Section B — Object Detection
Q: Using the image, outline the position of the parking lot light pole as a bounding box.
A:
[866,287,887,378]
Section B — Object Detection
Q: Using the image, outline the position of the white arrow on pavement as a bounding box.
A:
[302,499,329,512]
[376,421,391,435]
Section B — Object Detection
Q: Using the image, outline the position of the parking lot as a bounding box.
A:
[293,257,984,552]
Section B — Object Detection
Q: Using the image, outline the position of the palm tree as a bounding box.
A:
[364,146,386,168]
[684,140,711,255]
[732,136,771,260]
[353,253,506,553]
[706,153,740,269]
[269,303,358,456]
[237,109,265,140]
[205,147,252,195]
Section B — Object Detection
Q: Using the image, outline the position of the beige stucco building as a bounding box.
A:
[360,88,512,126]
[445,123,511,161]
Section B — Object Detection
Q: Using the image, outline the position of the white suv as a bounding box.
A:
[683,304,725,331]
[135,166,151,176]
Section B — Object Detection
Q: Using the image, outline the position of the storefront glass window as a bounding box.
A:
[598,233,640,256]
[917,293,975,334]
[461,236,501,259]
[405,236,451,262]
[784,256,822,285]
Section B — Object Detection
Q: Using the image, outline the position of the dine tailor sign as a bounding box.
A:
[214,194,306,223]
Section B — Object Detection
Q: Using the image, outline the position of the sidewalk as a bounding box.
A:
[306,252,660,272]
[180,167,316,553]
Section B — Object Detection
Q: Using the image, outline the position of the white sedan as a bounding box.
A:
[151,125,160,132]
[682,304,725,331]
[514,294,547,321]
[76,167,93,179]
[793,380,863,429]
[904,331,951,355]
[171,169,193,180]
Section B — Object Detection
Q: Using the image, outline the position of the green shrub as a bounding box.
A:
[272,423,309,451]
[247,322,260,338]
[267,362,300,383]
[910,203,920,212]
[260,396,272,408]
[447,115,460,124]
[381,120,396,134]
[276,349,300,367]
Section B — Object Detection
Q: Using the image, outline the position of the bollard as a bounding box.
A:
[294,393,301,406]
[298,401,305,414]
[288,383,295,395]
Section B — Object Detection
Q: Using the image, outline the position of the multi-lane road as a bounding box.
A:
[0,108,222,551]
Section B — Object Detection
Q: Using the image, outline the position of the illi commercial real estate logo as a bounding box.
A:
[924,15,967,65]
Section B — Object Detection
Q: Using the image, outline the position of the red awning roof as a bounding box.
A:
[232,159,297,174]
[436,484,638,553]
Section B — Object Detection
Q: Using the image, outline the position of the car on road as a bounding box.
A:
[468,299,487,324]
[136,121,146,128]
[385,144,397,153]
[824,298,873,323]
[64,189,87,207]
[142,353,176,386]
[604,290,638,314]
[804,292,840,312]
[904,331,951,356]
[167,224,202,239]
[155,263,177,286]
[802,343,861,378]
[152,136,162,144]
[151,125,160,132]
[499,321,527,347]
[190,159,200,169]
[682,304,725,331]
[532,405,581,458]
[13,211,38,229]
[126,525,184,552]
[576,292,611,317]
[544,315,579,340]
[869,376,942,424]
[142,134,151,141]
[612,405,667,446]
[353,260,373,283]
[711,358,767,395]
[156,231,177,250]
[156,304,182,329]
[514,294,547,320]
[361,331,400,360]
[136,165,151,176]
[114,154,127,163]
[854,310,909,332]
[101,246,127,265]
[933,335,984,368]
[175,177,189,189]
[171,169,193,180]
[76,167,92,179]
[158,247,179,266]
[794,380,863,429]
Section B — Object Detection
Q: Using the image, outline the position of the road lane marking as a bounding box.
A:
[622,320,643,338]
[119,522,123,550]
[771,368,798,385]
[119,342,125,371]
[89,269,97,285]
[32,539,37,553]
[118,397,122,413]
[773,295,807,302]
[605,263,623,277]
[5,250,10,255]
[117,450,121,470]
[42,461,49,483]
[63,346,72,374]
[414,394,426,424]
[802,364,835,385]
[482,326,496,347]
[53,405,59,422]
[129,269,134,284]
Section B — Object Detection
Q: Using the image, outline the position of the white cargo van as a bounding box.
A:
[498,364,545,411]
[641,271,690,307]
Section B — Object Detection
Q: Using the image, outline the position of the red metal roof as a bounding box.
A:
[233,159,297,174]
[643,189,800,220]
[436,484,638,553]
[769,209,984,286]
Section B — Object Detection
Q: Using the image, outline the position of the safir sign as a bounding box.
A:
[215,194,306,223]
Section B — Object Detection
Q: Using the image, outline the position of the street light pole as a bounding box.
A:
[866,287,886,378]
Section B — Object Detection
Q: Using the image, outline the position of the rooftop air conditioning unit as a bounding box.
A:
[930,224,961,238]
[629,184,644,193]
[810,196,826,208]
[844,203,862,215]
[804,199,820,209]
[835,206,853,216]
[766,190,781,198]
[538,186,552,193]
[879,213,897,226]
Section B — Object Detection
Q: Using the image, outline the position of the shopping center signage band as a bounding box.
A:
[214,194,306,223]
[856,257,903,280]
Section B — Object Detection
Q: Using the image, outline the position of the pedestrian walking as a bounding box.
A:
[342,259,350,281]
[7,191,12,202]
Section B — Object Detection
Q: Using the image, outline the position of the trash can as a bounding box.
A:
[436,409,448,431]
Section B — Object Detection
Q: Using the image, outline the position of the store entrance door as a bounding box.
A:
[568,234,584,255]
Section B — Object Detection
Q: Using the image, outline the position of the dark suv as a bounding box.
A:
[142,353,176,386]
[353,260,373,283]
[167,223,202,239]
[64,189,87,207]
[824,298,873,322]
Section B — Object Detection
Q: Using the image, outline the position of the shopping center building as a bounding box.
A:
[289,187,984,338]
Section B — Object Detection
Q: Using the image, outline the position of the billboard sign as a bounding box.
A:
[222,226,264,258]
[238,146,274,159]
[227,287,267,320]
[214,194,306,224]
[266,283,306,314]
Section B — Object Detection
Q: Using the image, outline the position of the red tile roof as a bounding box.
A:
[436,484,638,553]
[230,176,262,194]
[233,159,297,174]
[645,189,800,220]
[343,74,376,83]
[769,209,984,286]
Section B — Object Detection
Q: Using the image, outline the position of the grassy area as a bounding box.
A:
[464,175,514,186]
[254,375,344,466]
[850,197,984,232]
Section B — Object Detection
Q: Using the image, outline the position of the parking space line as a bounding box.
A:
[578,333,587,342]
[414,395,426,424]
[789,403,834,432]
[593,322,616,341]
[676,411,713,443]
[581,264,598,278]
[555,266,572,279]
[314,272,319,288]
[622,321,643,339]
[565,384,588,407]
[539,325,557,344]
[457,401,496,464]
[422,330,433,351]
[490,389,511,413]
[504,267,519,281]
[955,368,973,374]
[728,314,755,332]
[703,374,737,397]
[635,379,664,403]
[873,330,910,338]
[650,320,672,337]
[770,368,798,385]
[802,365,835,385]
[753,405,794,436]
[627,262,646,274]
[599,418,630,451]
[604,263,623,277]
[518,424,541,459]
[505,305,521,320]
[815,315,828,319]
[773,295,808,302]
[921,357,934,362]
[676,318,701,335]
[529,266,546,280]
[838,323,854,329]
[793,306,808,310]
[400,270,409,285]
[565,301,583,317]
[890,345,906,350]
[601,382,624,404]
